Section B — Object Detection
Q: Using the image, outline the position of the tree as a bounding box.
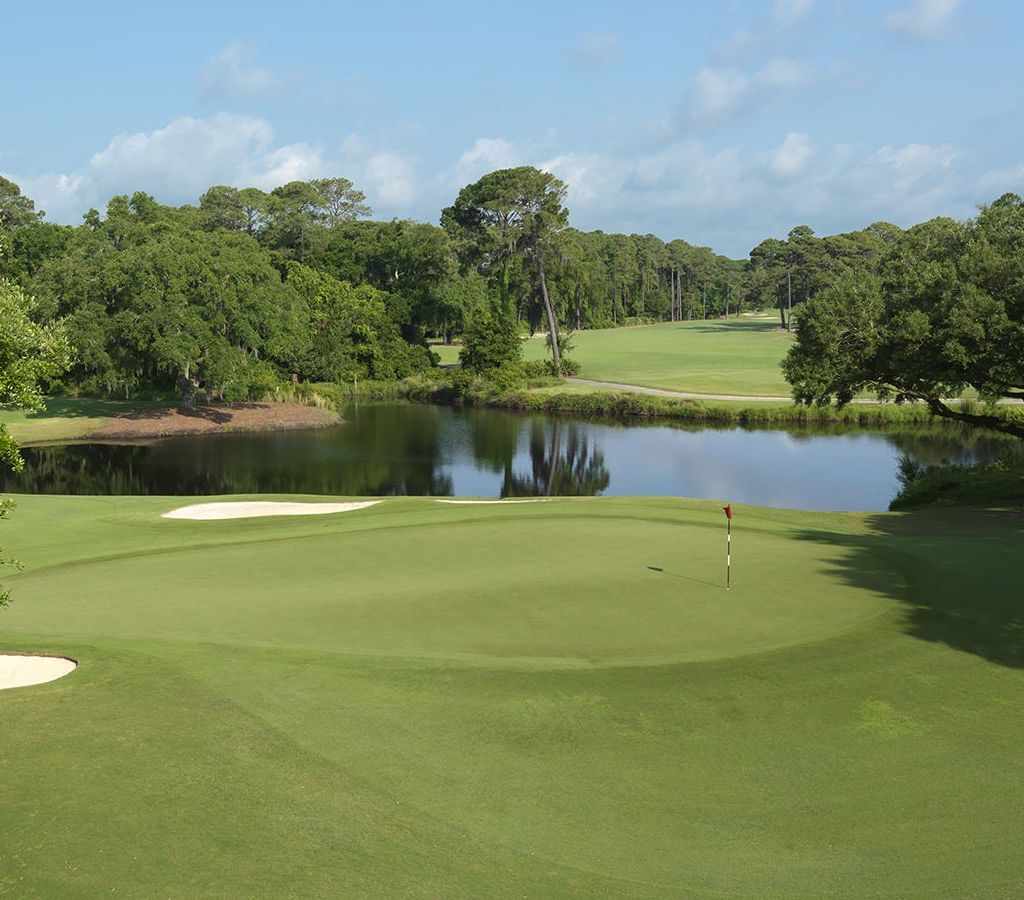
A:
[287,263,431,382]
[784,194,1024,438]
[459,305,523,378]
[309,177,371,225]
[0,176,43,230]
[0,276,71,608]
[442,167,570,373]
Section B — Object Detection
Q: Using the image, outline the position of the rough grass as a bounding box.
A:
[0,398,160,444]
[2,494,1023,895]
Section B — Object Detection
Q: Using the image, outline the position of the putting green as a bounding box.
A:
[2,494,1023,896]
[10,515,895,666]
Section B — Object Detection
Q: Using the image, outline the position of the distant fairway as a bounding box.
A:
[435,317,794,396]
[2,494,1023,895]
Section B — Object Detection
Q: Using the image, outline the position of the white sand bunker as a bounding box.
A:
[0,654,77,690]
[163,500,382,520]
[435,498,556,504]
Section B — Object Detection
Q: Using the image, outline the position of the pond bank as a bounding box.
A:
[2,400,341,446]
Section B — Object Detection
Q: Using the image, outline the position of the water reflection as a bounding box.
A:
[503,421,610,497]
[0,402,1013,511]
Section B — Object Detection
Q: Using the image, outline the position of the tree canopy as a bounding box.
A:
[784,194,1024,438]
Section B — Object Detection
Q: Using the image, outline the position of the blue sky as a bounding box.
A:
[3,0,1021,256]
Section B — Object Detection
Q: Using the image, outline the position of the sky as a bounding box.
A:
[2,0,1021,257]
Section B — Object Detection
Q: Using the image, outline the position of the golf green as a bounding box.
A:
[2,494,1022,896]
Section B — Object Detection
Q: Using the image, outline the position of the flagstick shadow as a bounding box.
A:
[646,566,723,590]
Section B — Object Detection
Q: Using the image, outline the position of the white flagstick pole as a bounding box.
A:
[727,515,731,590]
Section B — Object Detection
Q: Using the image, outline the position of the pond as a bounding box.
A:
[0,402,1012,511]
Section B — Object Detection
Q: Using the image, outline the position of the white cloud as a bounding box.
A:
[9,172,91,222]
[691,67,750,122]
[447,137,523,189]
[885,0,966,40]
[766,132,815,180]
[978,163,1024,195]
[687,56,809,128]
[571,32,621,66]
[869,142,957,191]
[361,151,418,207]
[242,143,326,189]
[199,42,281,98]
[89,114,277,194]
[3,114,416,221]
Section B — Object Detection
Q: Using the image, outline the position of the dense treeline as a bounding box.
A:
[2,171,1022,437]
[3,170,895,398]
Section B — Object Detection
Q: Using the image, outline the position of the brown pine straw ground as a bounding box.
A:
[88,402,340,440]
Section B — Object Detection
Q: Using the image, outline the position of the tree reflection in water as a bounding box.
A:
[502,420,610,497]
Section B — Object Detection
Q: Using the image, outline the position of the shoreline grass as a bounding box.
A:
[300,374,1003,432]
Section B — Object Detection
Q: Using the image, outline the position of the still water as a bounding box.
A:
[1,402,1010,511]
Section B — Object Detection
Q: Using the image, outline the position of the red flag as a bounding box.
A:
[723,504,732,520]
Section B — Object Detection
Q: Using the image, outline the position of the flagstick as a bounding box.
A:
[726,516,731,591]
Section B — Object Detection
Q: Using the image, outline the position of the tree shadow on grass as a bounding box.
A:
[668,321,784,335]
[793,507,1024,668]
[112,405,235,425]
[13,398,156,420]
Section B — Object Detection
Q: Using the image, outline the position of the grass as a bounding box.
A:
[2,493,1023,895]
[539,319,794,395]
[0,398,158,444]
[434,317,793,396]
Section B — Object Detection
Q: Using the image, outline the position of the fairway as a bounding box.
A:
[2,495,1023,895]
[436,318,795,396]
[535,319,793,396]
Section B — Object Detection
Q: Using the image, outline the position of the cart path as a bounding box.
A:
[565,378,1021,406]
[567,378,806,403]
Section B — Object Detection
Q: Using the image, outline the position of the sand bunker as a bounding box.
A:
[435,498,556,504]
[163,501,383,520]
[0,654,77,691]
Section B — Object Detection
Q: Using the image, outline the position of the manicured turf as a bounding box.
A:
[2,494,1023,895]
[543,318,793,395]
[435,317,794,395]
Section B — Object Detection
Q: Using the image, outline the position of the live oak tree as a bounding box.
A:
[442,167,569,373]
[0,275,71,608]
[784,194,1024,438]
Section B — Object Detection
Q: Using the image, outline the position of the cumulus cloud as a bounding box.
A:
[687,56,809,128]
[89,114,277,194]
[765,132,815,180]
[885,0,966,40]
[199,41,281,98]
[571,32,622,66]
[366,153,417,207]
[3,114,418,222]
[977,163,1024,195]
[446,137,523,189]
